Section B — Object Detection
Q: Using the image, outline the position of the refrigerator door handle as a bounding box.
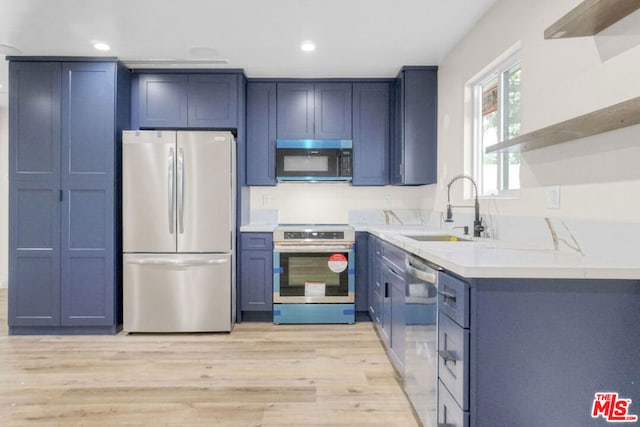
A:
[168,147,175,235]
[177,147,185,234]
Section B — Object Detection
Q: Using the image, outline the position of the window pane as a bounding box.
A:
[481,109,498,195]
[504,66,521,140]
[503,65,521,190]
[471,56,521,196]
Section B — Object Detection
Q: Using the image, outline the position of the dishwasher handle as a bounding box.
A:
[405,254,441,285]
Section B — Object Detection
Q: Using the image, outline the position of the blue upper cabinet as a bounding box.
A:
[392,67,438,185]
[352,82,391,186]
[246,82,277,186]
[8,59,129,334]
[277,83,314,139]
[313,83,352,139]
[136,74,188,128]
[276,82,352,139]
[188,74,238,128]
[134,73,239,129]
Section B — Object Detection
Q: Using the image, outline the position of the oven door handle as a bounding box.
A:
[273,244,354,253]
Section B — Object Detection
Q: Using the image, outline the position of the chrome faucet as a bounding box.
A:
[445,174,485,238]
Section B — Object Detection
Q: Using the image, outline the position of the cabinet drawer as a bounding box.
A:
[438,380,469,427]
[438,272,469,328]
[240,233,273,251]
[381,242,406,272]
[438,312,469,410]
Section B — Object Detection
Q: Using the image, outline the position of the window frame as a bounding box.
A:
[471,52,522,198]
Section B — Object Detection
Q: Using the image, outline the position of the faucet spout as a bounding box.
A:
[446,174,485,237]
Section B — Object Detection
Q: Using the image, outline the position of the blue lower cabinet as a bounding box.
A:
[239,233,273,321]
[354,232,369,313]
[273,304,355,324]
[439,274,640,427]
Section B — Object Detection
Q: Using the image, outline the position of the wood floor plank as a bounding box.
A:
[0,290,419,426]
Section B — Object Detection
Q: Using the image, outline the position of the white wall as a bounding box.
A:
[431,0,640,223]
[0,106,7,288]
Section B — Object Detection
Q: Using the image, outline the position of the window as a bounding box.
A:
[472,54,521,196]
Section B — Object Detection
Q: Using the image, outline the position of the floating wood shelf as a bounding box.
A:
[545,0,640,39]
[485,96,640,153]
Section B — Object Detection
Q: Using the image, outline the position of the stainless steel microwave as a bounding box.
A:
[276,139,352,182]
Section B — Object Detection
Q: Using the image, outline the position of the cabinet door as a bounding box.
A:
[393,68,438,185]
[240,250,273,312]
[8,61,62,327]
[276,83,315,139]
[368,236,382,324]
[239,233,274,312]
[313,83,352,140]
[380,267,392,346]
[354,232,369,312]
[246,82,277,185]
[60,62,116,326]
[389,270,406,374]
[352,83,390,185]
[137,74,188,128]
[188,74,238,128]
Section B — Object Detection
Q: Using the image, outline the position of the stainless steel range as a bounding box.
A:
[272,224,355,324]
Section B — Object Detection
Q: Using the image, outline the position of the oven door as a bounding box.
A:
[273,244,355,303]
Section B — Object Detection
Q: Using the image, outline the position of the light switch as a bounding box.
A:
[546,185,560,209]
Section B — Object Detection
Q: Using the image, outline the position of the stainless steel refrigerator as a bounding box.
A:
[122,130,236,332]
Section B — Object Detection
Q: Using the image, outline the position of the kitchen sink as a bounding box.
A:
[403,234,471,242]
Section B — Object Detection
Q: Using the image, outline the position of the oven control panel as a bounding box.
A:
[284,231,345,240]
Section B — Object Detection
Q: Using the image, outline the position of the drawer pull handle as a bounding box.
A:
[439,350,457,366]
[439,290,457,302]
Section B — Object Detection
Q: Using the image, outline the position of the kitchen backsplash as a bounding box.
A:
[247,205,640,264]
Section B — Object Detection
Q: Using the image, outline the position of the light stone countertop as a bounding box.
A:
[239,224,277,233]
[359,225,640,280]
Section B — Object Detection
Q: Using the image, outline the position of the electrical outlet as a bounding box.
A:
[262,194,272,207]
[546,185,560,209]
[384,195,391,206]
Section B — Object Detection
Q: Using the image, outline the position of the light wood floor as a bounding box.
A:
[0,290,419,426]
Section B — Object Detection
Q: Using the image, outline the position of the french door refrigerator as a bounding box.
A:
[122,130,236,332]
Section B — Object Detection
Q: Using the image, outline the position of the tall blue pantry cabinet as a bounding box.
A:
[8,58,130,335]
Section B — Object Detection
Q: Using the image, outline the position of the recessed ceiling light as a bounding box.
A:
[93,42,111,51]
[301,41,316,52]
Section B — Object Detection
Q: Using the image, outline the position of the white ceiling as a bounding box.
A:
[0,0,497,106]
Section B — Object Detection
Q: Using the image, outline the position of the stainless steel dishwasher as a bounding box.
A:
[404,254,441,427]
